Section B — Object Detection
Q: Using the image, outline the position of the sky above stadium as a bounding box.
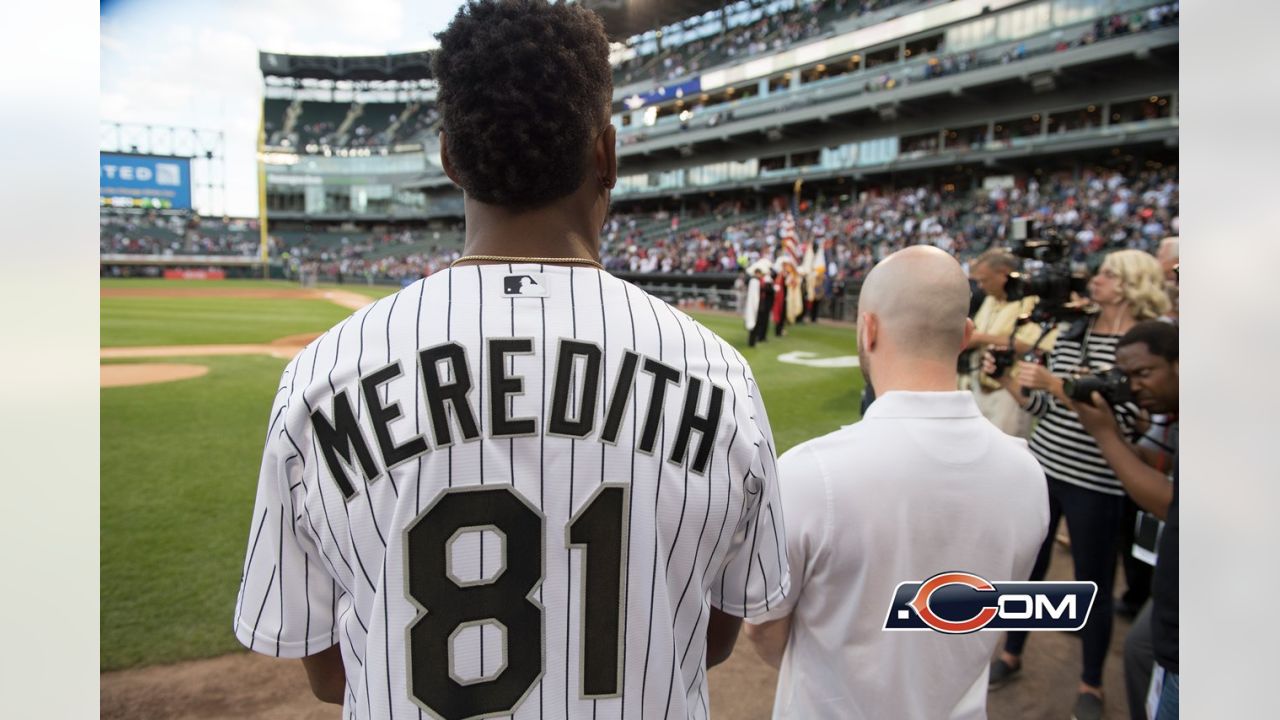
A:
[100,0,464,217]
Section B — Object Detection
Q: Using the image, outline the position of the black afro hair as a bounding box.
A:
[432,0,613,211]
[1119,320,1178,361]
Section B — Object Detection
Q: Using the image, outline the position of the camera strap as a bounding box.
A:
[1079,317,1096,370]
[1029,322,1054,355]
[1077,315,1116,373]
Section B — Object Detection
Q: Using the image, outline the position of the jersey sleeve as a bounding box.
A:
[233,367,338,658]
[745,442,829,624]
[709,381,791,619]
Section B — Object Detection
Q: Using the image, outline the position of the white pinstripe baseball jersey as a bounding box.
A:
[234,264,790,720]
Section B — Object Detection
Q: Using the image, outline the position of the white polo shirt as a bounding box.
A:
[751,391,1048,720]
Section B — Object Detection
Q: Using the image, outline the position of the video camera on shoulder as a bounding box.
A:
[1004,217,1089,323]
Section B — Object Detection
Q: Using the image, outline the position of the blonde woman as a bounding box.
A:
[985,249,1169,720]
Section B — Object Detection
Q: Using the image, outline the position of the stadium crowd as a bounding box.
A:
[600,166,1177,285]
[99,214,264,257]
[617,5,1177,144]
[282,236,458,284]
[613,0,909,86]
[100,165,1177,296]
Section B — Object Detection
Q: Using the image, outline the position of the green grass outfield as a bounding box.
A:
[102,354,290,669]
[100,280,862,670]
[100,277,394,296]
[100,278,390,347]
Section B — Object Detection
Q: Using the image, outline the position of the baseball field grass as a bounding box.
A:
[100,278,396,347]
[101,353,289,669]
[101,296,356,347]
[99,278,863,670]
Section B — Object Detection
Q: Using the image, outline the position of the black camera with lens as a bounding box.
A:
[987,347,1017,379]
[1063,367,1133,406]
[1004,218,1090,322]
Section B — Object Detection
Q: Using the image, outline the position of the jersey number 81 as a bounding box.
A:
[405,484,630,719]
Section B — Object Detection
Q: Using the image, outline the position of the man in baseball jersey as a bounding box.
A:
[232,2,789,719]
[742,246,1048,719]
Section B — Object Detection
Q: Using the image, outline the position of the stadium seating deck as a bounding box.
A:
[295,102,357,148]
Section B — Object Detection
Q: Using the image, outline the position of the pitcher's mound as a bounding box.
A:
[102,363,209,388]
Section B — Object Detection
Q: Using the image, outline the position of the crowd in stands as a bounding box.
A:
[257,1,1180,157]
[100,214,265,257]
[599,166,1178,291]
[267,100,441,153]
[399,103,442,143]
[345,109,402,149]
[344,102,443,148]
[879,2,1179,88]
[614,0,907,86]
[280,230,459,284]
[617,4,1177,144]
[100,166,1177,293]
[612,0,1176,89]
[100,212,460,282]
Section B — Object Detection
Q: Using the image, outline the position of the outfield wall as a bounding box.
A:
[99,254,277,280]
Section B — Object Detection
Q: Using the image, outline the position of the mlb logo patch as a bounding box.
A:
[503,274,548,297]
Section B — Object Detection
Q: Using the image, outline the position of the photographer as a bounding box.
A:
[961,248,1053,437]
[985,249,1170,720]
[1070,321,1178,720]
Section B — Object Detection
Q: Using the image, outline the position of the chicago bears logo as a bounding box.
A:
[884,572,1097,634]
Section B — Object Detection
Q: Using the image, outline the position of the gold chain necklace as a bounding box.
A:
[451,254,604,270]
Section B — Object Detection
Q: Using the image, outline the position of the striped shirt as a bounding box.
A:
[1024,323,1138,495]
[233,264,790,720]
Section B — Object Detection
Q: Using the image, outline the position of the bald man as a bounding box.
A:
[743,246,1049,720]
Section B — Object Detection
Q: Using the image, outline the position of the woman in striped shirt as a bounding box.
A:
[985,249,1170,719]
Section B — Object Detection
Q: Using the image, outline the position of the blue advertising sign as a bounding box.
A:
[100,153,193,210]
[621,76,703,110]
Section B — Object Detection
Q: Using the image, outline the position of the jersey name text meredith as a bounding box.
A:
[310,337,727,500]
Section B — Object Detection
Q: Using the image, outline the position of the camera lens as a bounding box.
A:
[1063,375,1104,402]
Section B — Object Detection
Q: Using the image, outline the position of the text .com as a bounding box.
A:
[883,572,1097,634]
